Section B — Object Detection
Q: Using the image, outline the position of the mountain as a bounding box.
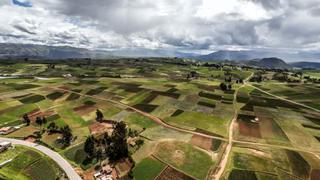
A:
[290,62,320,69]
[109,48,198,58]
[245,57,291,69]
[0,43,198,59]
[196,50,269,61]
[0,43,113,59]
[196,50,320,62]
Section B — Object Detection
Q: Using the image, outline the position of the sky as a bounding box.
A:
[0,0,320,54]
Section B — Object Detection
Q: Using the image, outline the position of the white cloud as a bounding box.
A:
[0,0,319,52]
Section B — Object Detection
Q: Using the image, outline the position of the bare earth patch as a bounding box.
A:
[190,134,212,150]
[73,105,96,116]
[89,122,113,135]
[172,150,185,166]
[28,109,55,122]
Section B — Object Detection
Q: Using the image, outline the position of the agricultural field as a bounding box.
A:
[0,145,64,180]
[223,144,320,180]
[0,59,319,180]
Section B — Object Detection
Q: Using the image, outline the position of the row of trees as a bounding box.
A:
[22,113,73,147]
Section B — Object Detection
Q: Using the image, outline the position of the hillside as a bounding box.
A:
[0,43,112,59]
[196,50,265,61]
[245,57,291,69]
[196,50,320,62]
[290,62,320,69]
[0,43,196,59]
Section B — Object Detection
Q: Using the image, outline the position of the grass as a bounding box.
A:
[0,104,38,125]
[19,95,45,104]
[154,141,214,180]
[228,169,257,180]
[286,150,310,179]
[199,91,222,101]
[232,152,275,173]
[56,105,88,127]
[133,157,166,180]
[171,109,184,117]
[124,112,158,130]
[63,143,87,164]
[7,83,40,90]
[66,93,81,101]
[211,139,222,151]
[24,158,59,180]
[165,111,228,137]
[141,126,193,141]
[0,146,61,180]
[85,86,108,95]
[133,103,158,113]
[198,101,216,108]
[46,91,64,100]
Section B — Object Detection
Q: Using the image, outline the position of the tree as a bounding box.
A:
[107,121,128,162]
[136,139,144,147]
[22,114,30,126]
[35,116,42,126]
[96,149,103,165]
[84,136,96,158]
[42,117,47,124]
[219,83,227,91]
[96,109,104,122]
[47,122,57,133]
[296,71,303,79]
[227,84,232,90]
[60,125,73,147]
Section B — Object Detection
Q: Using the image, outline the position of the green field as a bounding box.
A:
[0,59,319,180]
[154,141,214,180]
[0,146,63,180]
[133,157,166,180]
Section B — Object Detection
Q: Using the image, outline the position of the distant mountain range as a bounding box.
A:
[0,43,196,59]
[289,62,320,69]
[0,43,113,59]
[0,43,320,69]
[195,50,320,62]
[196,50,320,69]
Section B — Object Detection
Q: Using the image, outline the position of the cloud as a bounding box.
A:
[12,0,32,7]
[0,0,319,53]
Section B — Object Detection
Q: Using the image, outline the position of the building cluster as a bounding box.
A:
[0,125,23,135]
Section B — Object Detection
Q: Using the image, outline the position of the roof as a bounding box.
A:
[0,141,11,147]
[0,127,12,131]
